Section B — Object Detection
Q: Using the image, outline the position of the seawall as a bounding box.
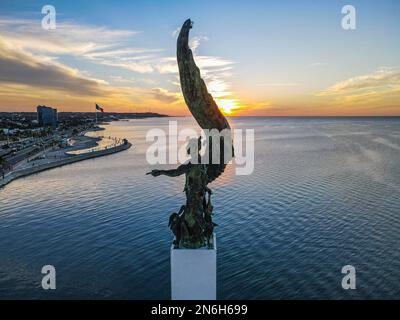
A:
[0,142,132,188]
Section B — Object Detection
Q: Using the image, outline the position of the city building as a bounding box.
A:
[37,105,58,127]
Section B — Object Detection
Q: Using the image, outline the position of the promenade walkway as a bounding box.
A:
[0,138,131,188]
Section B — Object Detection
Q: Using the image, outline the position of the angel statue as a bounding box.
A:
[147,19,233,249]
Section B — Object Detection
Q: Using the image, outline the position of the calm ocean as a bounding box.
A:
[0,117,399,299]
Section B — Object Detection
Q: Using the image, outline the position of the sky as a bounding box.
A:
[0,0,399,116]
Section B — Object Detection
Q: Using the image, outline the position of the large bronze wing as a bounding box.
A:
[177,19,230,131]
[177,19,233,183]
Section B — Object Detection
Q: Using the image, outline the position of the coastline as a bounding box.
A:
[0,131,132,188]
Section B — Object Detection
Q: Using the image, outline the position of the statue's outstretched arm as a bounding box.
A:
[146,163,189,177]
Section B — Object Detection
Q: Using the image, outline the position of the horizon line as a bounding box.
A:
[1,111,400,118]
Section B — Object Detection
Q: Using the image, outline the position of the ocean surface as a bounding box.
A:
[0,117,399,299]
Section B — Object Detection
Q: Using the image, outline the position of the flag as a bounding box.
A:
[95,103,104,113]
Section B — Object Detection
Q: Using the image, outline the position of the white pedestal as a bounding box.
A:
[171,235,216,300]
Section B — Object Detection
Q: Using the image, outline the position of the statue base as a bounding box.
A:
[171,234,217,300]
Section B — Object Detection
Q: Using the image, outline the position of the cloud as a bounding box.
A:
[336,89,400,105]
[0,16,234,77]
[306,62,327,68]
[234,101,303,116]
[150,55,235,75]
[195,56,234,70]
[311,67,400,114]
[91,59,157,74]
[150,88,181,104]
[318,67,400,96]
[0,16,239,114]
[0,16,163,74]
[258,83,300,87]
[189,35,209,52]
[205,79,232,98]
[171,27,180,39]
[84,48,165,74]
[0,17,140,55]
[0,39,103,96]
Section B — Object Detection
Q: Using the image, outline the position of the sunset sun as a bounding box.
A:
[216,98,241,115]
[206,79,242,115]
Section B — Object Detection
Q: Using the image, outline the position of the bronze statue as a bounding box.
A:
[147,19,233,249]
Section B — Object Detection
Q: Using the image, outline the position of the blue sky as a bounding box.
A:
[0,0,399,115]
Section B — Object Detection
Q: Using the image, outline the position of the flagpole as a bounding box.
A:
[95,105,98,124]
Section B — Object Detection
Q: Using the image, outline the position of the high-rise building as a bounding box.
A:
[37,105,58,127]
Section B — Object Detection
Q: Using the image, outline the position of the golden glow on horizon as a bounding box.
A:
[206,78,244,115]
[216,98,242,115]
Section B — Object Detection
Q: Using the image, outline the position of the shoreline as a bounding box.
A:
[0,136,132,189]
